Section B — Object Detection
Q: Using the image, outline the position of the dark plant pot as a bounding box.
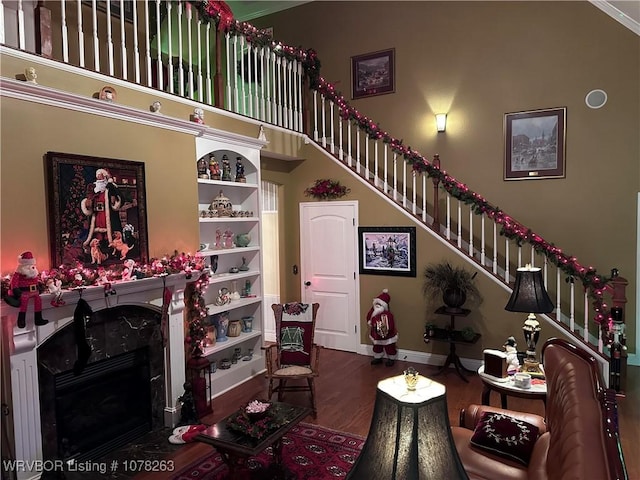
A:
[443,287,466,313]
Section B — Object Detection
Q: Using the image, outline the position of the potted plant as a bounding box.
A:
[423,262,482,313]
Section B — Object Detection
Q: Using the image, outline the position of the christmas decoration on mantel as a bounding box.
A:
[304,179,350,200]
[1,251,206,303]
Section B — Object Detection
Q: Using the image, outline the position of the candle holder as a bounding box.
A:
[403,366,419,391]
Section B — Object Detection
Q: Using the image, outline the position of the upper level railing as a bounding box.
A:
[1,0,628,379]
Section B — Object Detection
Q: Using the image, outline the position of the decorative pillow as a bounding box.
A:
[470,412,540,466]
[279,303,313,366]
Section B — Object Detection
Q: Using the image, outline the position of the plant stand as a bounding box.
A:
[429,306,480,383]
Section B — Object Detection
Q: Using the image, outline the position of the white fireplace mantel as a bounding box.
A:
[1,273,193,480]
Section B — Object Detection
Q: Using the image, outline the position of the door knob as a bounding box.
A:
[304,281,311,286]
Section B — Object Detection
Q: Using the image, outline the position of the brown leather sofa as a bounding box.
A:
[452,338,628,480]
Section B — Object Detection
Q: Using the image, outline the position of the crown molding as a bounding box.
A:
[590,1,640,36]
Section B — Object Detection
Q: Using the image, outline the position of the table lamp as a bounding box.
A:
[504,264,554,374]
[346,373,468,479]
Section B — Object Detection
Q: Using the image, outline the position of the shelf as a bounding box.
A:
[209,355,265,399]
[201,330,262,356]
[199,246,260,256]
[426,328,481,345]
[199,216,259,223]
[206,269,260,285]
[206,296,262,315]
[197,179,257,189]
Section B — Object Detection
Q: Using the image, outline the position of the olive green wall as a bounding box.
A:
[251,0,639,356]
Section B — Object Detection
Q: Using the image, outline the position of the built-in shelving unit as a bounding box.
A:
[193,137,265,399]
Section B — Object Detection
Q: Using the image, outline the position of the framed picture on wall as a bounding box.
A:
[45,152,149,269]
[504,107,566,180]
[358,226,416,277]
[351,48,395,100]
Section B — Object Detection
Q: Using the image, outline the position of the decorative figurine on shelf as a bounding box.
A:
[504,336,521,373]
[210,190,232,217]
[208,154,221,180]
[366,289,398,367]
[24,66,38,84]
[99,85,117,102]
[214,288,231,306]
[223,229,234,249]
[150,100,162,113]
[197,157,209,179]
[235,157,246,183]
[46,278,65,307]
[5,252,49,329]
[210,255,218,274]
[238,257,249,272]
[121,258,136,281]
[214,229,223,249]
[190,107,205,124]
[221,155,232,181]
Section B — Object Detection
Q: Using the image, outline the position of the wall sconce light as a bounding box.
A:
[435,113,447,132]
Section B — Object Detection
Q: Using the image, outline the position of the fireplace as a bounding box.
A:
[54,348,152,461]
[37,304,169,462]
[4,275,189,480]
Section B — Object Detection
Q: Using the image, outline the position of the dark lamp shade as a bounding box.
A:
[505,267,554,314]
[346,376,468,480]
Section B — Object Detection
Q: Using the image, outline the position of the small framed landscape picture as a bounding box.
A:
[351,48,395,100]
[358,226,416,277]
[504,107,566,180]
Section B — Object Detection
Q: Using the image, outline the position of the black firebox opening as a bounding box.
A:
[54,348,152,461]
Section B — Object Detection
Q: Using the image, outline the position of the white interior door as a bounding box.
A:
[300,201,359,352]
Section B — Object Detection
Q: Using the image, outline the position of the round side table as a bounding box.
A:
[478,365,546,409]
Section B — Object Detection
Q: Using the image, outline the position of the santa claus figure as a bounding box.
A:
[366,289,398,366]
[81,168,123,250]
[9,252,49,328]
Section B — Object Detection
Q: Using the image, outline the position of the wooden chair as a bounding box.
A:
[265,303,320,417]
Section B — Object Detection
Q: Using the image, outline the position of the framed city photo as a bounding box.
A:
[504,107,566,180]
[45,152,149,269]
[358,226,416,277]
[351,48,395,100]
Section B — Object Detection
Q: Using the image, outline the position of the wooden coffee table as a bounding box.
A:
[195,402,311,479]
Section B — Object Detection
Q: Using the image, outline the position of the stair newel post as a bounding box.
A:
[605,269,628,394]
[432,154,441,227]
[213,28,225,108]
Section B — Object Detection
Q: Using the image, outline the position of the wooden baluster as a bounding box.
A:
[432,154,441,226]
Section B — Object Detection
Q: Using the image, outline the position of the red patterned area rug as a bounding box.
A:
[172,423,364,480]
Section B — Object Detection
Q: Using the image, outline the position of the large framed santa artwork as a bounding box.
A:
[45,151,149,269]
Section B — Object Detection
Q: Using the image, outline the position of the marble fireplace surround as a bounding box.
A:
[3,274,189,480]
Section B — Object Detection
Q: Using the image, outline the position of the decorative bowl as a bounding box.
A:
[245,400,271,421]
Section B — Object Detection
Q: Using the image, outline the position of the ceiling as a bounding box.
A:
[226,1,639,36]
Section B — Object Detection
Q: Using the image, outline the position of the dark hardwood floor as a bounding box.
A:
[136,349,639,480]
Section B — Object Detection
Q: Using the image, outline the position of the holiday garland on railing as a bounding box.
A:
[188,1,321,88]
[312,77,615,325]
[184,270,210,357]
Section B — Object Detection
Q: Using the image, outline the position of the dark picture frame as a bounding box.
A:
[45,152,148,269]
[358,226,416,277]
[351,48,395,100]
[504,107,566,180]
